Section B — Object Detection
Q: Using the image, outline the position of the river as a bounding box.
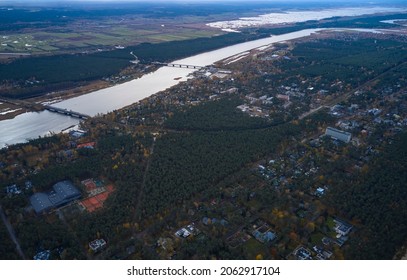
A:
[0,27,388,148]
[53,29,326,116]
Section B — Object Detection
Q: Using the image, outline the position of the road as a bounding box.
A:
[0,204,26,259]
[132,137,156,238]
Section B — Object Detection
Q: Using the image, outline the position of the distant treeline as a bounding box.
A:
[0,2,345,31]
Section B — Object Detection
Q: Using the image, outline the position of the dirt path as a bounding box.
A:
[0,204,26,259]
[132,137,156,238]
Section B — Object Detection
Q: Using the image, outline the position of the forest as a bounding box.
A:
[281,37,407,89]
[141,98,301,216]
[164,98,271,131]
[0,216,20,259]
[331,132,407,259]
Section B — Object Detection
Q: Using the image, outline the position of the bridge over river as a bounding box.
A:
[44,105,90,119]
[0,97,89,120]
[152,62,204,70]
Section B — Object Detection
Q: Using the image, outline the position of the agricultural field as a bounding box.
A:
[0,22,219,55]
[0,2,274,55]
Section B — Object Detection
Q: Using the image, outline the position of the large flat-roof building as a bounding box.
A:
[30,180,81,214]
[325,127,352,143]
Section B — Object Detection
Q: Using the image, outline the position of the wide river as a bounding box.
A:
[0,27,384,148]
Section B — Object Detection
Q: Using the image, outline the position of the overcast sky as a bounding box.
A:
[0,0,404,2]
[1,0,406,5]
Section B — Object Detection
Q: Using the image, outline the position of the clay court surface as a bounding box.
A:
[80,183,114,212]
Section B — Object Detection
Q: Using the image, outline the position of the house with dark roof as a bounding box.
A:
[89,239,107,252]
[33,250,51,260]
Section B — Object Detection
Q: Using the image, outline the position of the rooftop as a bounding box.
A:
[30,193,54,213]
[30,180,81,214]
[89,239,107,251]
[33,250,51,260]
[53,181,81,200]
[325,127,352,143]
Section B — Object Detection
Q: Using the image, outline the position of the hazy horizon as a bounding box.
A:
[2,0,407,7]
[1,0,407,3]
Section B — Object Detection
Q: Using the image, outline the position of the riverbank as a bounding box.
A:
[0,64,159,121]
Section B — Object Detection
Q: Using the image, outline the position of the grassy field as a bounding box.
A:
[1,3,261,55]
[0,24,220,54]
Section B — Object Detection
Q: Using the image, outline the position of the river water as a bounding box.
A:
[0,27,388,148]
[0,111,79,148]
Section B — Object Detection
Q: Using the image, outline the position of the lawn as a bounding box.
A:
[326,216,335,229]
[243,238,268,259]
[310,231,325,246]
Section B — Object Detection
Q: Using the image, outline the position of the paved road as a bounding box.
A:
[0,204,26,259]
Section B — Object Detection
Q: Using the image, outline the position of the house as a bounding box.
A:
[294,247,312,260]
[33,250,51,260]
[175,223,200,238]
[237,104,250,112]
[69,130,86,138]
[25,181,33,190]
[313,246,333,260]
[5,184,21,196]
[251,221,276,243]
[89,239,107,252]
[334,218,353,237]
[253,231,276,243]
[276,94,290,102]
[368,108,382,116]
[315,187,325,197]
[175,228,190,238]
[325,127,352,143]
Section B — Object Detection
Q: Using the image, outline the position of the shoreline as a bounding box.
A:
[0,65,157,122]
